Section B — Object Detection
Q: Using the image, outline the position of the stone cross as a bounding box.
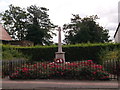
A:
[55,27,65,63]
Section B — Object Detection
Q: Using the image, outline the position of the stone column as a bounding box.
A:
[58,27,62,53]
[55,27,65,62]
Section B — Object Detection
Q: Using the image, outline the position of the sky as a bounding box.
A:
[0,0,120,42]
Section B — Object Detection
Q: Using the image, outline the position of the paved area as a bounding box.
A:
[1,78,120,90]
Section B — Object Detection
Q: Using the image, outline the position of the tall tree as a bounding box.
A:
[63,14,110,44]
[0,5,56,45]
[0,4,28,40]
[26,5,56,45]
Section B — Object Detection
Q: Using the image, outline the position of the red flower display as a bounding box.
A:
[9,60,110,80]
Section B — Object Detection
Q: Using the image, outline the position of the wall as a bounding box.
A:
[118,27,120,43]
[118,1,120,23]
[115,26,120,43]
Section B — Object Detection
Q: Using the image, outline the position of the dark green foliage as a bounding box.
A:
[99,47,120,63]
[63,15,110,44]
[26,5,56,45]
[2,43,120,63]
[19,47,57,61]
[0,4,56,45]
[0,4,28,40]
[99,48,120,75]
[26,24,45,45]
[2,45,27,60]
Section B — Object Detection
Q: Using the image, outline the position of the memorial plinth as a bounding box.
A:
[55,27,65,63]
[55,52,65,60]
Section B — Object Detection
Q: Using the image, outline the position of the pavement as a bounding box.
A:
[1,77,120,90]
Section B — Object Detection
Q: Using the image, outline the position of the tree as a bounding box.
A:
[0,4,28,40]
[63,14,110,44]
[0,5,56,45]
[26,5,56,45]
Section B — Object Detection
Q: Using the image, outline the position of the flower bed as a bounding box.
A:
[9,60,110,80]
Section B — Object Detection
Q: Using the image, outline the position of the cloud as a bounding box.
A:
[0,0,119,41]
[0,0,9,11]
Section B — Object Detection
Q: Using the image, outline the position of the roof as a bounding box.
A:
[114,23,120,38]
[0,24,12,41]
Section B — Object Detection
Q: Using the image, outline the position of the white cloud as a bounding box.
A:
[0,0,9,11]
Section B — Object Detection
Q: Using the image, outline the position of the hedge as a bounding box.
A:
[2,43,120,63]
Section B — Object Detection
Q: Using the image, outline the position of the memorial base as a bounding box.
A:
[55,52,65,62]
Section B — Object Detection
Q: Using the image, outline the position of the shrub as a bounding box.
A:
[9,60,110,80]
[99,47,120,75]
[99,48,120,63]
[2,45,28,60]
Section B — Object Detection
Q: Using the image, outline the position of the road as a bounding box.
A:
[2,78,119,90]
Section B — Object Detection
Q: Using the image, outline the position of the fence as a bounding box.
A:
[2,59,120,80]
[103,60,120,80]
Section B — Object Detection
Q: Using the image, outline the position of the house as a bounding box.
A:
[114,23,120,43]
[114,2,120,43]
[9,40,34,46]
[0,24,12,43]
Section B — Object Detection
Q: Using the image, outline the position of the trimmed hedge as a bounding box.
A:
[2,43,120,63]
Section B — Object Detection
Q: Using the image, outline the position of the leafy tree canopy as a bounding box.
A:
[0,4,28,40]
[26,5,56,45]
[0,4,56,45]
[63,14,110,44]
